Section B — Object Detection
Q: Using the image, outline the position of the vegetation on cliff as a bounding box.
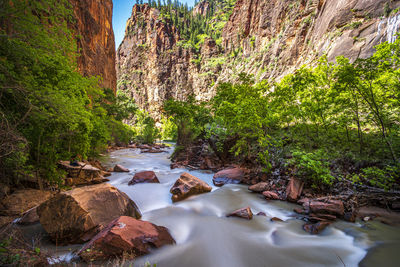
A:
[0,0,135,187]
[135,0,236,50]
[164,38,400,191]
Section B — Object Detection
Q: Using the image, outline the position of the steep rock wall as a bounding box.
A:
[70,0,117,91]
[117,0,400,117]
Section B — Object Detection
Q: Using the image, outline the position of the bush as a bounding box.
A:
[288,149,335,188]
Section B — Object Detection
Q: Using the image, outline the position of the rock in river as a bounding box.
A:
[263,191,280,200]
[248,182,270,193]
[170,172,212,202]
[113,164,130,172]
[129,171,160,185]
[79,216,175,261]
[227,206,253,220]
[37,183,141,244]
[213,168,244,186]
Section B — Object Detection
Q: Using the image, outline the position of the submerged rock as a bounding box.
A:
[113,164,129,172]
[170,172,212,202]
[227,206,253,220]
[37,183,141,244]
[129,171,160,185]
[271,217,283,222]
[248,182,270,193]
[79,216,175,262]
[303,221,331,234]
[285,177,304,202]
[213,168,244,186]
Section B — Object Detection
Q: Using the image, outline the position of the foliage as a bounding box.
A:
[0,0,137,186]
[137,0,236,51]
[163,95,210,146]
[133,110,160,144]
[288,149,335,188]
[162,37,400,190]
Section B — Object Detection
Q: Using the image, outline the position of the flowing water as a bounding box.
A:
[16,146,400,266]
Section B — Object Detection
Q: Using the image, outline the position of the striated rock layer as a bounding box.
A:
[117,0,400,117]
[69,0,117,91]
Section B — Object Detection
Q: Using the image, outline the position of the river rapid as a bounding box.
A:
[17,146,400,266]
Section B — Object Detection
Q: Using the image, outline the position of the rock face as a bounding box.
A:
[79,216,175,261]
[226,206,253,220]
[69,0,116,91]
[213,168,245,186]
[129,171,160,185]
[37,183,141,244]
[170,172,212,202]
[117,1,400,117]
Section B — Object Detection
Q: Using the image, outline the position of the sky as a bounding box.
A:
[113,0,196,48]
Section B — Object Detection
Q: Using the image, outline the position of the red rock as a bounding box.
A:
[286,177,304,202]
[309,213,337,222]
[129,171,160,185]
[297,198,310,205]
[227,207,253,220]
[309,200,344,216]
[79,216,175,261]
[262,191,279,200]
[59,161,106,186]
[170,172,212,202]
[303,221,331,234]
[248,182,270,193]
[271,217,283,222]
[37,183,141,244]
[113,164,129,172]
[294,208,307,215]
[213,168,244,186]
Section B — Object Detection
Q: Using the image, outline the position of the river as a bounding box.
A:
[17,146,400,266]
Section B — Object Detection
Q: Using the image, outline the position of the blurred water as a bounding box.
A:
[102,147,369,267]
[17,146,400,266]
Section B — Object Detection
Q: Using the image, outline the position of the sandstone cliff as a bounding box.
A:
[117,0,400,117]
[70,0,117,91]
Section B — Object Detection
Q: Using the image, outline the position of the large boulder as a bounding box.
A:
[78,216,175,261]
[248,182,270,193]
[37,183,141,244]
[170,172,212,202]
[113,164,129,172]
[0,189,53,216]
[129,171,160,185]
[213,168,244,186]
[226,206,253,220]
[285,177,304,202]
[58,161,108,186]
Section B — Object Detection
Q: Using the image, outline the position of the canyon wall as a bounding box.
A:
[70,0,117,91]
[117,0,400,117]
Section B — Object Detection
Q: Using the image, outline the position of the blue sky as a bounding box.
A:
[113,0,196,48]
